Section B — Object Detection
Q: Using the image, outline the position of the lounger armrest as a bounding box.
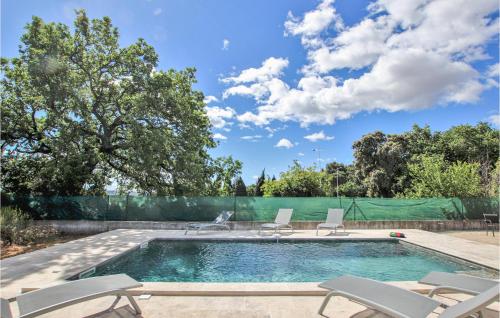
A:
[428,285,480,297]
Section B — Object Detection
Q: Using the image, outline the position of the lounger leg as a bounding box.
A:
[316,227,319,236]
[126,294,142,315]
[107,295,122,312]
[318,291,336,317]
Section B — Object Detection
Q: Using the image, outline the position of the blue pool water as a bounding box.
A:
[90,240,497,282]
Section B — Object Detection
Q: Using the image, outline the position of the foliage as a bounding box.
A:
[405,155,482,198]
[262,123,498,198]
[254,169,265,196]
[234,177,247,196]
[246,184,256,196]
[0,206,59,245]
[348,123,498,198]
[324,162,365,197]
[262,162,327,197]
[204,156,242,196]
[1,10,217,195]
[352,132,410,197]
[488,160,500,197]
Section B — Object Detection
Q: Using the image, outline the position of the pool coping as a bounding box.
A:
[1,229,498,300]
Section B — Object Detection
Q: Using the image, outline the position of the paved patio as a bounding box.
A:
[2,229,499,317]
[1,229,498,301]
[5,293,500,318]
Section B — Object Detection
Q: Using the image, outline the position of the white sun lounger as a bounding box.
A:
[318,275,499,318]
[258,208,293,235]
[184,210,234,235]
[0,274,142,318]
[316,208,345,235]
[419,271,500,297]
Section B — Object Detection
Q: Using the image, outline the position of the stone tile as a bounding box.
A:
[1,229,498,301]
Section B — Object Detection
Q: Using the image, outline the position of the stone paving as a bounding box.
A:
[6,294,500,318]
[1,229,499,317]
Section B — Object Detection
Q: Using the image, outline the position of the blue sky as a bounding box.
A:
[2,0,499,185]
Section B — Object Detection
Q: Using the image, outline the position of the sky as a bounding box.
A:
[2,0,499,185]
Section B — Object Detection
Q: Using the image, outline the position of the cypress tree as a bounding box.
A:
[255,169,265,196]
[234,177,248,196]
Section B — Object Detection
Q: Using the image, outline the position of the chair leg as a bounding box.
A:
[107,295,122,312]
[318,291,336,317]
[126,294,142,315]
[316,227,319,236]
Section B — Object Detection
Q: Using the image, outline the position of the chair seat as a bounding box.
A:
[419,272,499,294]
[17,274,141,317]
[320,275,441,318]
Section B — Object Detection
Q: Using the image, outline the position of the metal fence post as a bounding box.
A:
[125,194,129,221]
[104,195,109,221]
[233,195,237,221]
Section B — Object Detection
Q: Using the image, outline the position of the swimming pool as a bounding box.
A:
[88,239,498,282]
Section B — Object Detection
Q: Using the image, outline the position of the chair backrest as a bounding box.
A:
[1,298,13,318]
[213,211,234,224]
[326,208,344,224]
[440,284,499,318]
[275,208,293,225]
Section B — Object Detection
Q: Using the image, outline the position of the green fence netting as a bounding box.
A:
[1,195,498,221]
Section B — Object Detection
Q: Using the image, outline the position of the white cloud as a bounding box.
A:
[224,0,497,127]
[275,138,294,149]
[285,0,343,48]
[203,95,219,104]
[222,57,289,84]
[488,114,500,128]
[304,131,334,142]
[206,106,236,129]
[212,133,227,140]
[298,152,305,156]
[222,39,230,50]
[487,63,499,78]
[241,135,262,142]
[304,16,394,73]
[153,8,162,16]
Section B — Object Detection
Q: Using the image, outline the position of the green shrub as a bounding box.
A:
[0,206,58,245]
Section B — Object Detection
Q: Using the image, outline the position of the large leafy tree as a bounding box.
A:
[405,155,482,198]
[1,11,216,195]
[352,132,409,197]
[204,156,242,196]
[262,162,327,197]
